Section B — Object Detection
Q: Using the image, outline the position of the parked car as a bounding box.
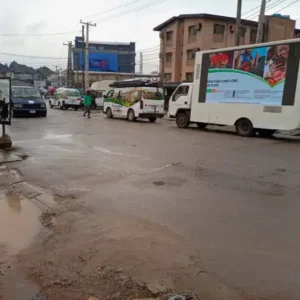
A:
[49,88,82,110]
[12,86,47,117]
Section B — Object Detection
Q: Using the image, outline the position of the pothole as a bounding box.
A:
[153,181,165,186]
[0,190,41,256]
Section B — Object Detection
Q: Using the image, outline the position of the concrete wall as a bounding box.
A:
[265,16,296,41]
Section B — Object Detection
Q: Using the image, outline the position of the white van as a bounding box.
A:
[49,88,82,110]
[103,85,164,122]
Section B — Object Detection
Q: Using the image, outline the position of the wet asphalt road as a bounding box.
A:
[7,107,300,300]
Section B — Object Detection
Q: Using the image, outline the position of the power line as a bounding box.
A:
[140,57,159,61]
[0,52,67,59]
[0,61,67,66]
[82,0,145,21]
[272,0,299,14]
[136,45,159,53]
[143,53,160,58]
[242,0,272,18]
[0,31,80,37]
[93,0,167,24]
[247,0,288,20]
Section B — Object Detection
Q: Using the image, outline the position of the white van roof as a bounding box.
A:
[90,80,115,91]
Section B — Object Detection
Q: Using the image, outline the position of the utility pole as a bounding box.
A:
[76,52,80,88]
[256,0,266,43]
[53,66,59,87]
[235,0,242,46]
[81,25,85,89]
[139,52,143,74]
[63,41,73,88]
[80,20,96,91]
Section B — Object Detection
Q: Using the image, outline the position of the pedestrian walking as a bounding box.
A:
[83,91,92,118]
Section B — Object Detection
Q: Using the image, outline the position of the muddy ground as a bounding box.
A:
[0,167,245,300]
[1,108,300,299]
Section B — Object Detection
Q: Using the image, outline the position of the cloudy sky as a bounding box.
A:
[0,0,300,73]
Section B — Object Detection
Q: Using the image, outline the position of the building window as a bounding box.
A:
[213,24,225,42]
[186,72,194,81]
[166,31,173,41]
[188,25,197,36]
[165,73,171,81]
[239,27,247,45]
[239,27,246,38]
[188,25,198,43]
[187,49,195,66]
[165,52,172,67]
[250,29,257,44]
[166,30,173,46]
[187,49,195,60]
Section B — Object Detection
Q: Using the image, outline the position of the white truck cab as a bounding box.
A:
[168,83,192,119]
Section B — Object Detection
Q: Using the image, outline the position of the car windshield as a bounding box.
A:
[65,90,80,97]
[12,87,40,98]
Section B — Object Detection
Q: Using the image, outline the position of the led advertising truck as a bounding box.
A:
[168,39,300,137]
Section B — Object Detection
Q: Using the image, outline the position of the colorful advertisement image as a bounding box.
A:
[209,51,234,69]
[89,59,110,71]
[205,44,289,105]
[74,52,118,72]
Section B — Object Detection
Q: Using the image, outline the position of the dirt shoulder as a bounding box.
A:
[0,167,247,300]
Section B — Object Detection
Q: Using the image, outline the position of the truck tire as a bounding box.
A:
[196,122,207,129]
[235,118,254,137]
[257,129,276,137]
[106,107,113,118]
[176,111,190,128]
[148,117,157,123]
[127,109,135,122]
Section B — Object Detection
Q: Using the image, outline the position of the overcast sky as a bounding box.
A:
[0,0,300,73]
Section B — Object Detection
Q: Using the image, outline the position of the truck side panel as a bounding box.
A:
[190,41,300,131]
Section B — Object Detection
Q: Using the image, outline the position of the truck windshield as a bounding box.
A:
[12,87,40,98]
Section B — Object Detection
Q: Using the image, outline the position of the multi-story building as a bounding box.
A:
[73,37,136,74]
[153,13,297,82]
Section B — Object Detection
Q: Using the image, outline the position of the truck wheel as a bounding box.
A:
[257,129,276,137]
[176,112,190,128]
[106,107,113,118]
[127,109,135,122]
[148,117,157,123]
[196,122,207,129]
[74,107,79,111]
[235,118,254,137]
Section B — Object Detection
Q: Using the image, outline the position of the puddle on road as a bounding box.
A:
[43,133,72,140]
[0,191,41,256]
